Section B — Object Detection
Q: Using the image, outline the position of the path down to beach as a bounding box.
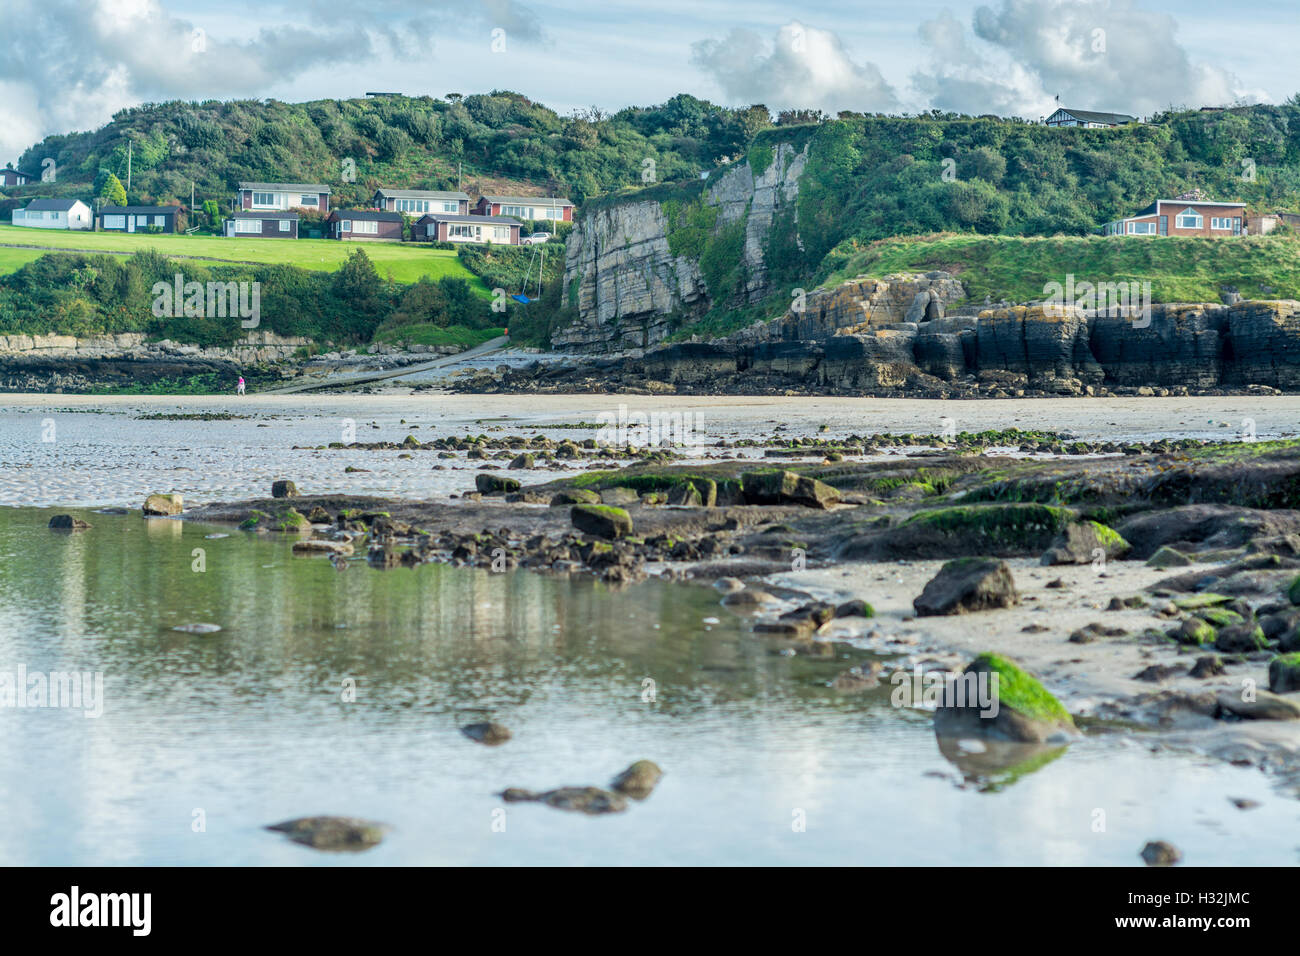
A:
[261,335,511,394]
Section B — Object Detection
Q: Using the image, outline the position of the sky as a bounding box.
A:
[1,0,1297,167]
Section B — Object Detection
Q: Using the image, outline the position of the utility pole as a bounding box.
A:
[191,181,195,211]
[127,141,132,193]
[458,161,462,192]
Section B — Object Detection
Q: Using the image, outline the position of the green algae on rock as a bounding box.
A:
[934,653,1076,743]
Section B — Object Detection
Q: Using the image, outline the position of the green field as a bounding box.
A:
[825,233,1300,304]
[0,224,486,287]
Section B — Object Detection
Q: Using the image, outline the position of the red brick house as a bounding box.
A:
[237,182,331,215]
[373,188,469,215]
[413,213,521,245]
[326,209,403,241]
[1102,193,1245,237]
[471,194,573,222]
[223,211,299,238]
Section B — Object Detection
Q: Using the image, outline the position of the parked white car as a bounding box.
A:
[521,232,552,245]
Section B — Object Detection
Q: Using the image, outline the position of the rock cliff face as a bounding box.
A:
[493,271,1300,397]
[554,141,810,352]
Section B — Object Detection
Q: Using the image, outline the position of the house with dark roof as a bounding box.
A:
[237,182,331,214]
[12,198,92,230]
[0,168,30,187]
[372,188,470,215]
[97,205,184,233]
[413,213,521,245]
[1045,107,1137,128]
[1102,192,1245,237]
[326,209,403,241]
[471,194,574,222]
[223,211,299,238]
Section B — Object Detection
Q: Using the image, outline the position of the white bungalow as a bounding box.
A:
[12,198,93,230]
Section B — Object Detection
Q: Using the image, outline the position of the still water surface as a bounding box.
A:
[0,509,1294,865]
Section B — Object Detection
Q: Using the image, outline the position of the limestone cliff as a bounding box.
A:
[553,141,810,352]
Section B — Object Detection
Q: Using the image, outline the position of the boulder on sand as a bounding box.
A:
[914,557,1019,616]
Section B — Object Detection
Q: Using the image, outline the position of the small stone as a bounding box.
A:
[461,721,512,746]
[1140,840,1182,866]
[265,816,389,851]
[610,760,663,799]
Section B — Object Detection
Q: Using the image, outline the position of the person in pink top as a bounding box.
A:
[236,376,246,396]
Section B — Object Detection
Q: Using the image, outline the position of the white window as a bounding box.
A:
[1175,207,1203,229]
[440,201,459,212]
[351,219,378,234]
[501,204,528,218]
[1210,217,1235,230]
[542,207,561,219]
[104,215,125,229]
[341,220,352,232]
[279,219,291,232]
[299,195,317,207]
[154,216,165,227]
[1127,221,1156,234]
[235,219,260,233]
[450,224,474,238]
[252,191,277,207]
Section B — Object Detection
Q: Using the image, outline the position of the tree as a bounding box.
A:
[99,172,127,206]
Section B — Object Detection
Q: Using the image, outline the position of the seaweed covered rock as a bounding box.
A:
[1041,520,1130,565]
[571,504,633,539]
[1268,653,1300,693]
[914,557,1019,616]
[934,652,1076,743]
[882,504,1073,560]
[741,470,840,509]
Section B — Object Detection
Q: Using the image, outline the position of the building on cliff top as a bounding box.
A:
[1101,194,1246,237]
[1044,107,1137,128]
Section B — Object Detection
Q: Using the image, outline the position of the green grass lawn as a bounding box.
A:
[371,323,507,348]
[825,232,1300,304]
[0,224,487,289]
[0,246,54,275]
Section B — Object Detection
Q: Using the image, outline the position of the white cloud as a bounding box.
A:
[691,21,898,113]
[912,0,1257,120]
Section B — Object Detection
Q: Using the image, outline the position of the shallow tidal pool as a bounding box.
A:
[0,508,1295,865]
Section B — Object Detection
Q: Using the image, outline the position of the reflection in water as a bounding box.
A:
[935,734,1068,792]
[0,509,1293,865]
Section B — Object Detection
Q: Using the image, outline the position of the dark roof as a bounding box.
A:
[24,198,83,211]
[229,211,300,220]
[416,213,521,226]
[1051,108,1136,125]
[375,188,470,201]
[479,194,574,207]
[238,182,331,194]
[99,205,181,215]
[329,209,402,222]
